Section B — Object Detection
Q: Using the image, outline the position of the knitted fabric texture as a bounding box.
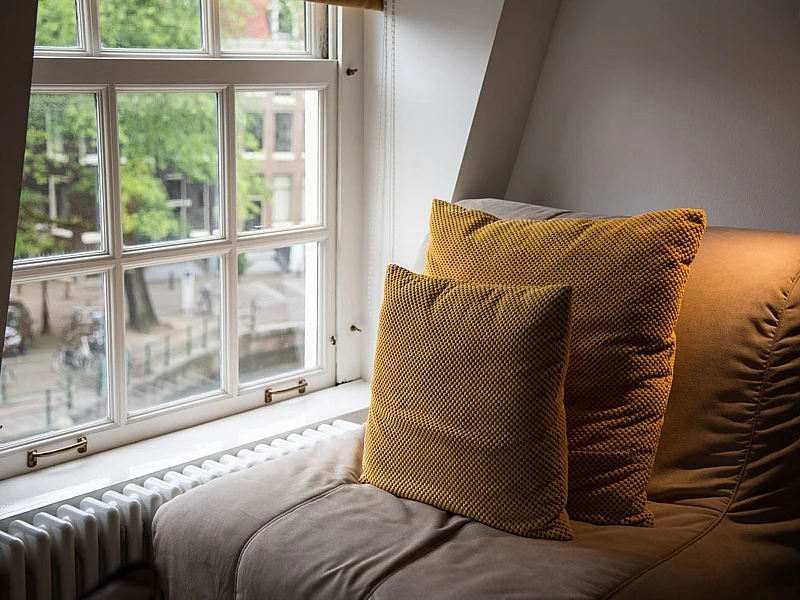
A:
[424,199,707,526]
[362,265,574,540]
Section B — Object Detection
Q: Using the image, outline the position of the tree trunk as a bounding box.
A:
[40,280,51,334]
[125,267,159,332]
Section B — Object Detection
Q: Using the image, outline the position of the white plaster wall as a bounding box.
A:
[507,0,800,233]
[361,0,505,378]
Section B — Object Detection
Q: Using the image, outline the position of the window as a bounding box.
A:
[223,0,306,54]
[244,112,265,153]
[272,175,293,224]
[243,198,264,232]
[274,112,294,154]
[0,0,342,480]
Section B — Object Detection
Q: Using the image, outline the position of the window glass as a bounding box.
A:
[0,275,108,445]
[18,94,103,261]
[221,0,306,54]
[236,90,319,233]
[238,244,315,385]
[117,92,220,246]
[272,175,293,223]
[243,198,264,232]
[274,112,293,153]
[98,0,203,50]
[125,258,222,413]
[244,112,265,153]
[35,0,79,48]
[11,0,337,477]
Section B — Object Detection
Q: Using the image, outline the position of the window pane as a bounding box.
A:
[0,275,108,446]
[238,244,316,385]
[98,0,202,50]
[18,94,103,261]
[272,175,292,223]
[245,112,265,152]
[125,258,222,413]
[117,92,220,246]
[274,112,293,152]
[236,90,319,233]
[36,0,79,48]
[221,0,306,53]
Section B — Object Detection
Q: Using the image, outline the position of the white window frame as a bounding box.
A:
[0,1,364,481]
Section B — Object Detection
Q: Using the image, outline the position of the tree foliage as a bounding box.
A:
[23,0,282,329]
[17,93,99,260]
[22,0,274,259]
[35,0,78,48]
[98,0,202,50]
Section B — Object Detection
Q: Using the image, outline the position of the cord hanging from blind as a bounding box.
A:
[306,0,384,10]
[367,0,396,320]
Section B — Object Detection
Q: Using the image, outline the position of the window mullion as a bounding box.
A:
[102,84,128,425]
[83,0,102,56]
[307,3,328,59]
[205,0,221,58]
[221,84,238,395]
[101,85,122,261]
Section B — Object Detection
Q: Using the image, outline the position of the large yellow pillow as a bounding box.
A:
[425,199,706,526]
[361,264,574,540]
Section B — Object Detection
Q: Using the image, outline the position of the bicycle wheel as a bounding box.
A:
[52,349,72,374]
[85,355,104,377]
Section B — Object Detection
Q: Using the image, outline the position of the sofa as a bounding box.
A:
[153,198,800,599]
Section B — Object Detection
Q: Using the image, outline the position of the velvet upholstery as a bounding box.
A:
[153,199,800,600]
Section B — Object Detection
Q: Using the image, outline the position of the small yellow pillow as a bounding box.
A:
[425,199,706,526]
[361,265,574,540]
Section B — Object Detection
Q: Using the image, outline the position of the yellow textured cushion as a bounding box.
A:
[425,199,706,526]
[362,265,574,540]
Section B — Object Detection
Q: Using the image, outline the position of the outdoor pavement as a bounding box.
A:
[0,251,306,445]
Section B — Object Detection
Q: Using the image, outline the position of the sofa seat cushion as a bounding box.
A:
[154,427,720,600]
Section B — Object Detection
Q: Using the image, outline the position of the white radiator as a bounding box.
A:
[0,419,361,600]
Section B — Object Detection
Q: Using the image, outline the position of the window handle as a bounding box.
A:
[265,380,307,404]
[28,437,88,468]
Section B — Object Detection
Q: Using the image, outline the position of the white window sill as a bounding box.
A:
[0,380,370,523]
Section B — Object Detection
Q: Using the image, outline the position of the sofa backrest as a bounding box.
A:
[443,199,800,520]
[647,226,800,519]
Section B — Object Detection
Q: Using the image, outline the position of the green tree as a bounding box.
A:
[35,0,79,48]
[98,0,202,50]
[24,0,275,332]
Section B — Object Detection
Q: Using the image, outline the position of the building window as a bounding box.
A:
[272,175,293,224]
[1,0,339,479]
[243,198,264,232]
[278,5,294,36]
[264,0,305,45]
[244,112,265,153]
[274,112,294,153]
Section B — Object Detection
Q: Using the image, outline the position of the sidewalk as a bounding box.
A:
[0,265,307,445]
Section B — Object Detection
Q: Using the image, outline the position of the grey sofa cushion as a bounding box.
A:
[154,426,722,600]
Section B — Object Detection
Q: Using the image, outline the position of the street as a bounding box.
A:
[0,248,309,445]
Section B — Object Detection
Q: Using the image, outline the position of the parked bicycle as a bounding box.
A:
[52,310,105,377]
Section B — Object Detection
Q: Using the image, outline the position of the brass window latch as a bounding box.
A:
[28,437,88,468]
[265,379,308,404]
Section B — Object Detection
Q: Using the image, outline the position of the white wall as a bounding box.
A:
[453,0,561,202]
[507,0,800,233]
[360,0,504,378]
